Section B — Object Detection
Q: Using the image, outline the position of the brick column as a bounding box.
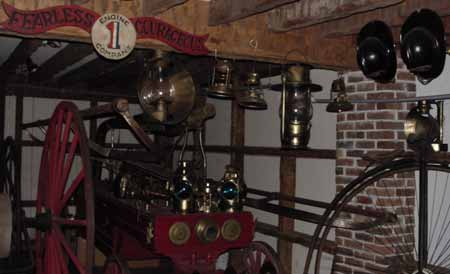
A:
[333,62,416,274]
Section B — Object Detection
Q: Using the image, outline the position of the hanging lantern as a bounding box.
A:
[207,59,234,99]
[326,77,353,113]
[138,50,196,125]
[238,72,268,110]
[275,65,322,149]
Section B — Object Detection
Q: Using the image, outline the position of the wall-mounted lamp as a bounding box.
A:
[404,100,447,152]
[326,77,353,113]
[273,65,322,149]
[207,59,234,99]
[237,72,267,110]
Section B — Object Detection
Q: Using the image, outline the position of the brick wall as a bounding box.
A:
[333,62,416,274]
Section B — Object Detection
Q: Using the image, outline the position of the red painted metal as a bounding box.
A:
[35,102,94,274]
[153,212,255,274]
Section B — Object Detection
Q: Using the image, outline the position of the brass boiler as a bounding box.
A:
[138,51,196,125]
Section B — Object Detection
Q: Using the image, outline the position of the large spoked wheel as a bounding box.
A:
[35,102,94,274]
[243,241,284,274]
[305,157,450,274]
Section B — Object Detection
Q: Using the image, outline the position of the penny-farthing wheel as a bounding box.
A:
[305,156,450,274]
[35,102,94,274]
[243,241,284,274]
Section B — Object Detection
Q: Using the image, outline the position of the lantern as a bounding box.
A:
[274,65,322,149]
[326,77,353,113]
[207,59,234,99]
[238,72,268,110]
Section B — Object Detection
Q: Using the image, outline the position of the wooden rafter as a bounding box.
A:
[0,0,356,69]
[313,0,450,38]
[87,50,145,89]
[208,0,297,26]
[30,43,94,83]
[143,0,187,16]
[0,39,42,83]
[268,0,404,32]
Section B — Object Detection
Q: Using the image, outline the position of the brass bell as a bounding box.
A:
[326,77,353,113]
[138,50,196,125]
[207,59,234,99]
[238,72,267,110]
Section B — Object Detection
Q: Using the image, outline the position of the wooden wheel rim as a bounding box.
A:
[243,241,283,274]
[35,102,94,274]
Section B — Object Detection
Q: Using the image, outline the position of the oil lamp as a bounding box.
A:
[326,77,353,113]
[138,50,196,125]
[207,59,234,99]
[275,65,322,149]
[237,72,268,110]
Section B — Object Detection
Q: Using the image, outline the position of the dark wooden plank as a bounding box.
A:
[4,83,138,102]
[208,0,297,26]
[268,0,404,32]
[87,51,145,89]
[0,39,42,83]
[311,0,450,38]
[57,51,141,88]
[30,43,94,83]
[278,156,295,274]
[14,94,23,252]
[256,221,336,255]
[143,0,187,16]
[0,92,4,139]
[230,100,245,173]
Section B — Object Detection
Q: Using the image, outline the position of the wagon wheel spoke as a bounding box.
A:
[35,102,94,274]
[54,225,86,274]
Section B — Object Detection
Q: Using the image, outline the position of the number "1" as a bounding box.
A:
[106,21,121,50]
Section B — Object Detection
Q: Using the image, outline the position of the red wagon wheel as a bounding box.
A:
[35,102,94,274]
[103,255,130,274]
[243,242,284,274]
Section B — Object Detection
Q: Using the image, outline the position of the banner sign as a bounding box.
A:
[0,1,209,55]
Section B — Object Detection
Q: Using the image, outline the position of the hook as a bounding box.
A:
[249,39,258,50]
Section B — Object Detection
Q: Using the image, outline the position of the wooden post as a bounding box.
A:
[14,94,23,253]
[0,92,5,140]
[230,99,245,173]
[89,100,98,141]
[278,156,296,274]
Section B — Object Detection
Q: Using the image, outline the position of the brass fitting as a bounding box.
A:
[195,219,219,244]
[169,222,191,246]
[221,219,242,242]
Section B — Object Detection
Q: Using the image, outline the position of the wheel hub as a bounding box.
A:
[34,209,52,232]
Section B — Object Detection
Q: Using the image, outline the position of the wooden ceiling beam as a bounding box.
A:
[57,51,141,88]
[0,39,42,83]
[311,0,450,38]
[208,0,297,26]
[143,0,187,16]
[0,0,356,69]
[268,0,405,32]
[30,42,94,83]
